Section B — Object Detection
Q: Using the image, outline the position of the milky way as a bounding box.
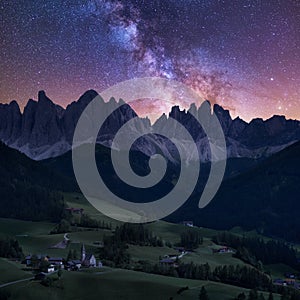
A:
[0,0,299,121]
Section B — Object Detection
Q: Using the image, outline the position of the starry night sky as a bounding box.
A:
[0,0,299,122]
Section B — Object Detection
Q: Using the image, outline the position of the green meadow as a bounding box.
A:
[2,268,281,300]
[0,193,293,299]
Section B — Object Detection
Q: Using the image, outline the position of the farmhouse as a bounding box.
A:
[182,221,194,227]
[47,257,64,268]
[274,278,297,287]
[47,264,55,273]
[66,260,82,271]
[212,246,234,254]
[285,273,297,279]
[24,254,43,267]
[23,254,65,271]
[159,258,178,267]
[65,207,84,214]
[174,246,185,253]
[163,254,179,260]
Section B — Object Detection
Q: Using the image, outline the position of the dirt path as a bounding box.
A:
[0,277,33,288]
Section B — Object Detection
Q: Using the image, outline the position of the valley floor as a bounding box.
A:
[0,193,298,299]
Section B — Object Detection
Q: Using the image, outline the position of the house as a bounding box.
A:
[93,241,104,247]
[174,247,185,253]
[72,260,82,268]
[273,278,296,287]
[182,221,194,227]
[163,254,178,260]
[160,258,175,264]
[47,257,64,269]
[23,254,44,267]
[23,255,64,270]
[66,260,82,271]
[285,278,296,285]
[47,264,55,273]
[65,207,84,215]
[24,255,33,266]
[159,258,178,267]
[274,278,285,286]
[213,246,234,254]
[285,273,297,279]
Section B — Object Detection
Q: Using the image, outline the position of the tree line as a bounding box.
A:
[98,223,165,267]
[213,232,299,270]
[0,237,24,259]
[135,261,273,291]
[180,228,203,249]
[0,183,65,222]
[50,215,112,234]
[113,223,164,247]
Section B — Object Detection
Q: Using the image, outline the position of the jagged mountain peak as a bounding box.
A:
[249,117,264,124]
[0,90,299,161]
[23,98,37,113]
[9,100,20,109]
[38,90,47,100]
[233,116,246,122]
[213,103,231,117]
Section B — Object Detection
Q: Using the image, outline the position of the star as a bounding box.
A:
[0,0,298,121]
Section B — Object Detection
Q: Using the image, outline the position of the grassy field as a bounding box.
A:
[128,245,172,263]
[265,263,298,279]
[0,218,54,236]
[180,240,247,268]
[0,193,294,299]
[68,229,111,245]
[63,192,121,228]
[128,239,247,268]
[2,268,281,300]
[0,218,68,256]
[0,258,32,285]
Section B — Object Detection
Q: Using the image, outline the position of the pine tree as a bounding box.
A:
[199,286,209,300]
[236,293,246,300]
[258,293,265,300]
[66,249,73,261]
[280,293,289,300]
[268,292,274,300]
[73,249,78,260]
[248,289,258,300]
[57,269,63,279]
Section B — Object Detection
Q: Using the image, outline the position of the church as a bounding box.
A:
[81,244,97,267]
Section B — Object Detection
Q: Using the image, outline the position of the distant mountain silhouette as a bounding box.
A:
[0,90,299,160]
[167,141,300,242]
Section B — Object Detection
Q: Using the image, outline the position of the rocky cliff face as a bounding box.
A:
[0,90,299,161]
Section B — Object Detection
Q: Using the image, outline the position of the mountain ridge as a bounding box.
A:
[0,90,299,161]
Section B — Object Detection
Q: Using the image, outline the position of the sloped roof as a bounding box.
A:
[85,254,95,260]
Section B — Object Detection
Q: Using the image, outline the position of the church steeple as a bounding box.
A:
[81,244,86,262]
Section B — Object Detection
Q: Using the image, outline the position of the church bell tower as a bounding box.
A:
[81,243,86,262]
